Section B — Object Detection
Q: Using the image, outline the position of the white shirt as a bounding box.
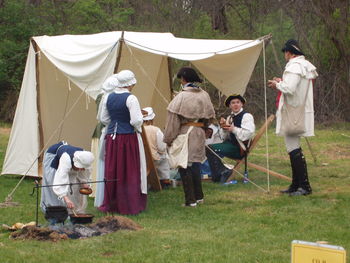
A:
[98,87,143,133]
[144,125,167,160]
[220,109,255,142]
[156,129,167,155]
[205,124,223,145]
[52,152,91,199]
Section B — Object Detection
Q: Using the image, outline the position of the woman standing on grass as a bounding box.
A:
[98,70,147,214]
[94,74,119,208]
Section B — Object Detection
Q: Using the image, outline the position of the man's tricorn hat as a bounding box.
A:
[281,39,304,56]
[225,94,246,107]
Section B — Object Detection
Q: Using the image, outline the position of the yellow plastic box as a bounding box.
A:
[292,240,346,263]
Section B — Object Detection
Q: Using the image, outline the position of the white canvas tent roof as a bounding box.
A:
[2,31,267,177]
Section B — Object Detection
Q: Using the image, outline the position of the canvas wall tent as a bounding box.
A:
[1,31,269,177]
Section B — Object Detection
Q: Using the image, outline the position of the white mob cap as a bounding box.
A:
[117,70,137,88]
[102,74,119,93]
[73,151,94,169]
[142,107,155,121]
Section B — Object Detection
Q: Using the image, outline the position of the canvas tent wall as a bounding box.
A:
[1,31,267,177]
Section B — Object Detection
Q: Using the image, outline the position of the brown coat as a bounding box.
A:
[163,86,215,163]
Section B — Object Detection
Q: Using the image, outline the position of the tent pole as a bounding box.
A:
[259,33,272,47]
[30,38,44,174]
[167,57,173,98]
[114,31,125,73]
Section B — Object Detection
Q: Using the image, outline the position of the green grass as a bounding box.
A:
[0,123,350,263]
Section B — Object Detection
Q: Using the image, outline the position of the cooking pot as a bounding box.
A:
[45,206,68,224]
[69,214,94,224]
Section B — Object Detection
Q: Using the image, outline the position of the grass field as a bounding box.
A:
[0,122,349,263]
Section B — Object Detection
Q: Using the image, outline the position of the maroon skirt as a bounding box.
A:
[99,133,147,215]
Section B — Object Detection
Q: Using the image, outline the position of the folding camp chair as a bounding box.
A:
[226,114,291,182]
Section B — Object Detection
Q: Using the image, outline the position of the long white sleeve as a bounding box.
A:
[52,153,72,199]
[156,129,166,154]
[232,113,255,141]
[276,72,301,95]
[126,94,143,133]
[98,94,111,126]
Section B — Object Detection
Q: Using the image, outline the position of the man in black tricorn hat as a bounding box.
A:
[268,39,318,196]
[206,94,255,183]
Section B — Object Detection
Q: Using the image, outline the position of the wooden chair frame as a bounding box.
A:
[226,114,291,182]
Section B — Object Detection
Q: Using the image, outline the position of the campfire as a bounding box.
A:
[10,216,142,241]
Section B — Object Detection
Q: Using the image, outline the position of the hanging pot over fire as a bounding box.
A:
[44,206,68,224]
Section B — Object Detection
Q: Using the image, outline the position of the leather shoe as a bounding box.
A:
[280,185,298,194]
[289,187,311,196]
[220,169,232,184]
[182,203,197,207]
[280,188,293,194]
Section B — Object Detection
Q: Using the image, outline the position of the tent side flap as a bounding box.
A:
[33,33,121,100]
[1,43,39,176]
[193,42,263,96]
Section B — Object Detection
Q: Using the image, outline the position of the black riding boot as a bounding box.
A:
[206,147,232,183]
[280,150,299,194]
[289,148,312,196]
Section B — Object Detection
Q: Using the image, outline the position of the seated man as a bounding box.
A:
[206,94,255,183]
[201,123,223,179]
[40,141,94,215]
[142,107,171,188]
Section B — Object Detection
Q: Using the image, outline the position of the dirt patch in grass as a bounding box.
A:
[10,216,142,241]
[319,144,350,159]
[0,127,10,135]
[91,215,143,232]
[0,202,20,208]
[10,226,69,242]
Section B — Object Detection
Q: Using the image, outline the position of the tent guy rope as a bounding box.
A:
[205,145,268,193]
[124,42,171,105]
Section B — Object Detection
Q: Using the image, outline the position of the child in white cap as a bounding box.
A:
[142,107,171,188]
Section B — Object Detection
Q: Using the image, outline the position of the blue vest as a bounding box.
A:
[229,110,246,145]
[106,93,134,135]
[47,142,83,169]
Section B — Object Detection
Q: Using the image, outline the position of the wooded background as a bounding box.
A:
[0,0,349,123]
